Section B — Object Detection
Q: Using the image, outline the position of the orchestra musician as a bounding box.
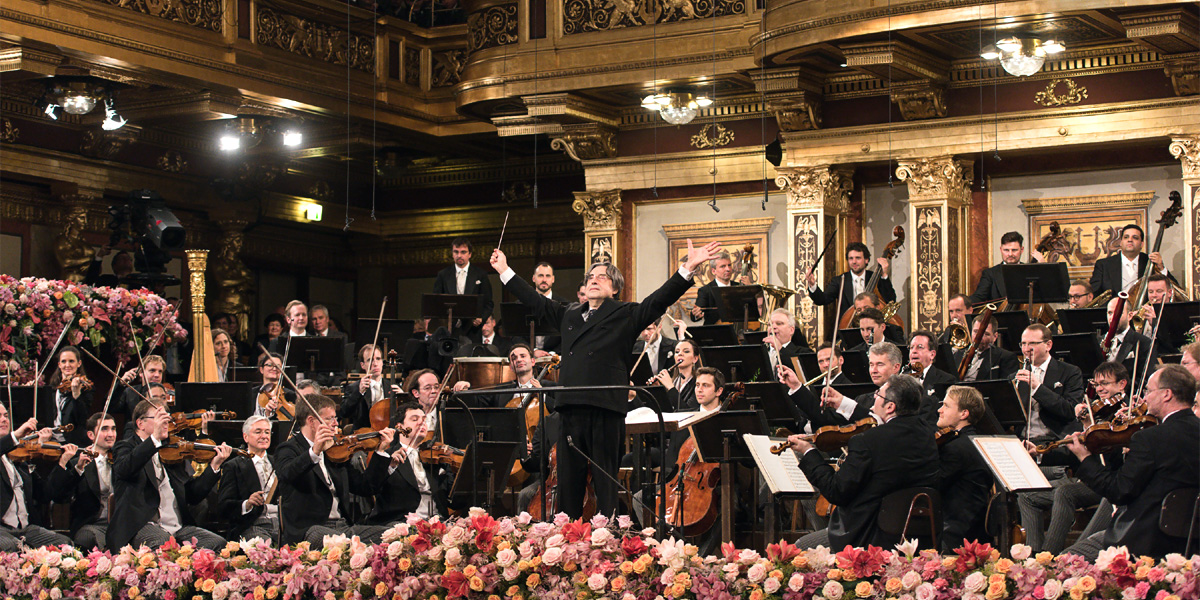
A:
[308,304,348,387]
[938,294,971,346]
[48,412,118,549]
[269,300,310,354]
[952,318,1020,382]
[339,345,398,428]
[935,386,992,551]
[403,368,470,433]
[433,237,494,334]
[251,352,296,419]
[366,401,454,525]
[851,293,905,342]
[529,262,566,354]
[490,239,721,518]
[806,242,896,311]
[809,343,849,387]
[481,343,557,408]
[765,308,810,369]
[116,354,168,438]
[1014,324,1086,443]
[213,313,251,365]
[969,231,1029,305]
[1063,364,1199,559]
[779,342,901,431]
[252,314,286,363]
[651,338,701,411]
[1017,361,1128,554]
[906,330,958,416]
[470,314,512,356]
[212,328,237,382]
[635,320,677,376]
[788,374,940,549]
[1134,273,1181,354]
[215,416,278,542]
[1089,224,1172,298]
[1104,296,1157,381]
[1066,280,1094,309]
[0,405,71,551]
[1182,342,1200,403]
[848,307,903,351]
[295,379,320,397]
[46,345,92,445]
[691,250,750,325]
[107,400,232,551]
[273,394,393,547]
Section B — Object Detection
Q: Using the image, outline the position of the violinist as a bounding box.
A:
[935,387,992,552]
[691,250,750,325]
[365,401,451,525]
[273,394,393,547]
[116,355,166,438]
[47,412,117,549]
[787,375,940,550]
[812,342,905,428]
[0,404,72,551]
[107,400,231,551]
[46,345,92,445]
[968,231,1028,305]
[1015,324,1085,443]
[1103,297,1156,378]
[251,352,296,419]
[808,343,848,387]
[764,308,810,369]
[212,327,237,383]
[339,345,397,428]
[1017,361,1127,555]
[806,242,896,313]
[906,331,958,418]
[1088,224,1173,298]
[1062,364,1199,559]
[295,379,320,397]
[952,318,1019,382]
[215,416,278,542]
[404,368,470,435]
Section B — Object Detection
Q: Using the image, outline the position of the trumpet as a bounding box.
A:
[1129,304,1154,332]
[944,322,970,349]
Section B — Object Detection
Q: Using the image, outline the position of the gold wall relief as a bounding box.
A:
[1192,188,1200,300]
[551,125,618,162]
[915,206,944,332]
[572,189,622,230]
[775,166,854,213]
[0,119,18,143]
[89,0,221,32]
[80,128,140,159]
[793,213,819,345]
[467,3,518,54]
[256,7,375,73]
[405,48,421,87]
[563,0,746,35]
[1034,78,1089,107]
[1022,192,1153,282]
[157,150,188,174]
[891,85,947,120]
[689,123,735,149]
[431,50,467,88]
[1170,136,1200,181]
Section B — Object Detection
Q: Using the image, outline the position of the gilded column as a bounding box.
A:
[775,166,854,344]
[1169,136,1200,299]
[572,190,622,269]
[896,157,973,333]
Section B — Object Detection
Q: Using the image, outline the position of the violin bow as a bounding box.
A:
[126,300,181,392]
[255,342,331,430]
[32,322,74,419]
[807,225,839,281]
[76,347,150,405]
[367,297,388,385]
[1133,294,1170,402]
[90,357,126,455]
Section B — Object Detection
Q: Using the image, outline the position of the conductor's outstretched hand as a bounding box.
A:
[490,249,508,274]
[683,240,723,273]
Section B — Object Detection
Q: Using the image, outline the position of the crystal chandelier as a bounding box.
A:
[39,77,127,129]
[981,37,1065,77]
[641,92,713,125]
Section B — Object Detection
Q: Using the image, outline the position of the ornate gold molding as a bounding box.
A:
[79,127,141,159]
[1034,79,1089,107]
[689,123,735,149]
[895,157,972,206]
[431,50,467,88]
[572,190,622,231]
[256,7,374,74]
[1164,56,1199,96]
[467,3,518,54]
[891,84,946,120]
[550,125,618,162]
[405,47,421,87]
[1022,191,1155,215]
[776,166,854,213]
[768,94,822,132]
[157,151,188,174]
[88,0,221,32]
[661,217,775,238]
[0,119,18,143]
[913,206,945,332]
[563,0,747,35]
[1170,136,1200,181]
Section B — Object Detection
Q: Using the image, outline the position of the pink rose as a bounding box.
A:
[542,547,564,566]
[747,563,767,583]
[587,573,607,591]
[496,549,517,567]
[901,571,921,591]
[1043,579,1062,600]
[963,572,987,593]
[788,573,805,592]
[1010,544,1032,561]
[823,580,844,599]
[763,577,781,594]
[915,582,936,600]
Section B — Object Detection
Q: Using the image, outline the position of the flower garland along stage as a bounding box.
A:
[0,511,1196,600]
[0,276,186,382]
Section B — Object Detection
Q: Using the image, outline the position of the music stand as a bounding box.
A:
[422,293,482,333]
[687,325,739,347]
[500,302,560,347]
[839,352,871,383]
[1158,301,1200,350]
[1,387,56,425]
[353,319,415,355]
[1057,308,1108,335]
[934,343,957,375]
[961,379,1026,435]
[734,382,797,428]
[690,410,768,543]
[449,440,520,511]
[285,337,346,373]
[703,344,773,383]
[174,382,252,417]
[1001,263,1070,306]
[714,285,763,330]
[629,351,655,391]
[991,311,1032,352]
[837,328,865,351]
[440,407,526,450]
[1049,334,1104,380]
[742,330,768,346]
[204,419,247,449]
[793,352,820,381]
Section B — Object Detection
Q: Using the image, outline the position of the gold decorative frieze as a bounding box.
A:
[431,50,467,88]
[1165,56,1199,96]
[157,150,188,173]
[89,0,221,32]
[0,119,18,143]
[690,123,735,149]
[550,125,618,162]
[467,3,518,53]
[563,0,746,35]
[891,85,946,120]
[1169,136,1200,180]
[792,213,820,345]
[1034,79,1089,107]
[79,127,140,159]
[256,7,374,73]
[776,166,854,213]
[572,189,622,231]
[309,181,334,201]
[1022,192,1155,215]
[768,95,821,132]
[895,157,972,206]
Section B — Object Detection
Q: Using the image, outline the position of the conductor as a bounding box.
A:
[490,239,721,518]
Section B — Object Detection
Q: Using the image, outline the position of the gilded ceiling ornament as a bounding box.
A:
[563,0,745,35]
[1164,59,1199,97]
[467,3,518,53]
[775,166,853,212]
[1033,78,1089,107]
[54,205,94,283]
[405,48,421,87]
[892,86,947,120]
[431,50,467,88]
[256,7,374,73]
[768,97,821,132]
[0,119,18,143]
[236,160,284,190]
[550,128,617,162]
[689,123,735,149]
[92,0,221,31]
[502,182,534,204]
[572,189,622,230]
[157,150,188,174]
[1169,136,1200,180]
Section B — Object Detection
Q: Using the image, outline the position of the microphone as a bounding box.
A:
[565,435,657,521]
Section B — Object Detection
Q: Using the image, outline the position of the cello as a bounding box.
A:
[838,227,905,330]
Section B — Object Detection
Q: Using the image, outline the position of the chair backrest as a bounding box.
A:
[1158,488,1200,539]
[878,487,943,548]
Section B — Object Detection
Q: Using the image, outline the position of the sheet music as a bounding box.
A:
[743,434,814,494]
[624,408,717,428]
[971,435,1052,492]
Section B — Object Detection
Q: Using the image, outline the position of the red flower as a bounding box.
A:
[475,529,495,552]
[835,545,888,580]
[441,570,469,599]
[621,536,647,557]
[562,520,590,543]
[766,539,801,563]
[470,513,498,533]
[953,539,994,573]
[411,535,431,554]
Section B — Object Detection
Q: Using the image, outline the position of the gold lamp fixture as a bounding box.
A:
[981,37,1066,77]
[641,91,713,125]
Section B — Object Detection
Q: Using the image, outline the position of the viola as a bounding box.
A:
[57,375,94,394]
[1032,413,1159,456]
[157,436,250,465]
[1086,392,1126,424]
[770,417,877,455]
[256,382,296,421]
[658,436,720,536]
[168,410,238,434]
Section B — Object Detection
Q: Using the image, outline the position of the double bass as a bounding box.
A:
[1127,191,1184,307]
[838,227,905,330]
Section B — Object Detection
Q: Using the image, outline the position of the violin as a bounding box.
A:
[6,440,102,463]
[368,350,402,432]
[162,383,176,405]
[18,424,74,442]
[935,426,960,446]
[418,441,465,469]
[770,417,877,455]
[157,436,250,465]
[256,382,296,421]
[1086,391,1126,424]
[900,360,925,377]
[325,427,398,463]
[57,375,94,394]
[1032,413,1158,456]
[168,410,238,434]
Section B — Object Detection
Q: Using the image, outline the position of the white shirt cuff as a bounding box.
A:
[835,398,858,420]
[499,268,516,284]
[677,267,693,280]
[309,448,322,463]
[242,500,253,514]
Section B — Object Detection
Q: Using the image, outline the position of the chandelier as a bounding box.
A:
[38,77,127,130]
[980,37,1065,77]
[641,92,713,125]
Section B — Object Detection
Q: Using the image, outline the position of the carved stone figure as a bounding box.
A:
[54,206,93,283]
[211,229,255,342]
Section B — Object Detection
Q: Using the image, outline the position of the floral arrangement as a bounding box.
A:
[0,275,186,383]
[0,510,1196,600]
